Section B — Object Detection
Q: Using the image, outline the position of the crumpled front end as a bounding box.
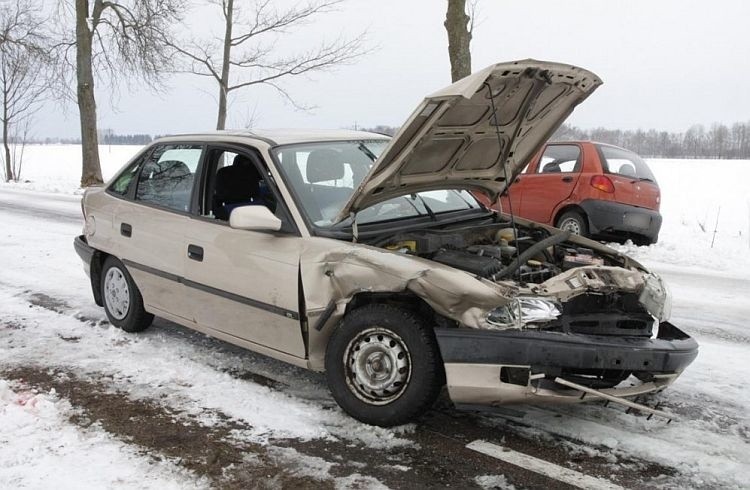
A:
[304,218,697,409]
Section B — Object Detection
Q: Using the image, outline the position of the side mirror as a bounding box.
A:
[229,205,282,232]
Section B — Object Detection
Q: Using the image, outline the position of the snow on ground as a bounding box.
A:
[1,146,750,487]
[1,144,141,194]
[0,380,206,489]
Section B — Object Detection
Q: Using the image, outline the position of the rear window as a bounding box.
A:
[597,145,656,182]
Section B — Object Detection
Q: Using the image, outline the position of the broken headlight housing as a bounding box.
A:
[639,273,672,322]
[486,297,561,330]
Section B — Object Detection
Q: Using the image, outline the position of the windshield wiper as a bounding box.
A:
[412,194,437,221]
[452,190,475,209]
[357,143,377,162]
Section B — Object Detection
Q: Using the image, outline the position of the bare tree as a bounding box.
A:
[444,0,476,82]
[169,0,367,130]
[0,2,49,183]
[55,0,186,186]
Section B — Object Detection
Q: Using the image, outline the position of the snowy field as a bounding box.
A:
[1,145,749,488]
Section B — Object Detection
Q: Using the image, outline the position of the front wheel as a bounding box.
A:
[325,304,444,427]
[101,257,154,332]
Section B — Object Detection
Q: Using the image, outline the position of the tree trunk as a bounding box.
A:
[216,0,234,130]
[76,0,103,187]
[444,0,472,83]
[3,124,11,182]
[2,79,11,182]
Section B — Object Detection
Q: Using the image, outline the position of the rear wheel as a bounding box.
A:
[556,210,589,237]
[101,257,154,333]
[325,304,443,427]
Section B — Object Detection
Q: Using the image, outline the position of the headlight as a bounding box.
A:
[486,297,561,329]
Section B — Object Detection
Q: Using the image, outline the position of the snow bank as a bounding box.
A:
[616,158,750,276]
[0,379,205,489]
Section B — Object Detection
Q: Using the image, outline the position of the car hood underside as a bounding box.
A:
[334,59,602,223]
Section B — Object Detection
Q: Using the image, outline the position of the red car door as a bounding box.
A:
[506,143,583,224]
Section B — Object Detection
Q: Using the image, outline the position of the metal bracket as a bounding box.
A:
[553,377,676,422]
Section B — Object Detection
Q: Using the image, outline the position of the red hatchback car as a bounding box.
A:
[477,141,662,245]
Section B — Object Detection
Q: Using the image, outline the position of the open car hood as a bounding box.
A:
[334,59,601,223]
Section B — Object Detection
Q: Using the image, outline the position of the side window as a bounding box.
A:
[537,145,581,174]
[205,148,280,222]
[135,144,202,212]
[108,158,142,196]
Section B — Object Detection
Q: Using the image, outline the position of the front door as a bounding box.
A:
[182,146,306,359]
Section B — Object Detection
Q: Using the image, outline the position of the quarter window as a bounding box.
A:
[537,145,581,173]
[598,145,656,182]
[109,158,141,196]
[135,144,202,212]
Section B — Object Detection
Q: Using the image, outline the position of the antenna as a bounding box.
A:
[485,81,522,280]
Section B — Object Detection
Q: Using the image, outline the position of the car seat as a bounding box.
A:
[213,155,264,220]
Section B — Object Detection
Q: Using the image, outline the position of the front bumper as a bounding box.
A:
[579,198,662,242]
[435,322,698,406]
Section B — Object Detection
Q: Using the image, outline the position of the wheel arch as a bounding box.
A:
[309,290,456,372]
[553,203,590,231]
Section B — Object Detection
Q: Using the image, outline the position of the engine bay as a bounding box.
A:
[370,222,614,285]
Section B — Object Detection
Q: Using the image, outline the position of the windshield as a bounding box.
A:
[273,140,479,227]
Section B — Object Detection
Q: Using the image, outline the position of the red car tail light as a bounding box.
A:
[590,175,615,193]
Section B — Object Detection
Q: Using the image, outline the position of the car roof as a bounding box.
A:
[550,140,629,151]
[154,128,391,146]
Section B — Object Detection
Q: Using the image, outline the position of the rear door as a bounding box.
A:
[112,143,204,319]
[512,143,583,224]
[596,144,660,210]
[182,145,307,359]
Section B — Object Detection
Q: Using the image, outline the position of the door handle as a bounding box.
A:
[561,176,574,183]
[120,223,132,237]
[514,177,521,183]
[187,244,204,262]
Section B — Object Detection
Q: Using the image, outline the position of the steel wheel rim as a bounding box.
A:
[104,267,130,320]
[559,217,582,235]
[344,327,412,405]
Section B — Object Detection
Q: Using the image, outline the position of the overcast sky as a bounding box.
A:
[38,0,750,138]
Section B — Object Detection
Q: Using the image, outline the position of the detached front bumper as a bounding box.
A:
[435,322,698,406]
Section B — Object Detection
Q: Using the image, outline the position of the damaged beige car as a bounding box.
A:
[75,59,698,426]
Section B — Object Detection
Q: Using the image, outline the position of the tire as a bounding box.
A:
[100,256,154,333]
[556,210,589,237]
[325,304,444,427]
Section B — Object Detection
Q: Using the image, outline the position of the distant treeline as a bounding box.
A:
[23,133,154,145]
[364,122,750,159]
[553,122,750,159]
[20,122,750,159]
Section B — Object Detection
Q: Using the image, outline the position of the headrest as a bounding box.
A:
[233,154,253,168]
[542,161,561,173]
[158,160,191,178]
[306,149,345,183]
[619,163,636,176]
